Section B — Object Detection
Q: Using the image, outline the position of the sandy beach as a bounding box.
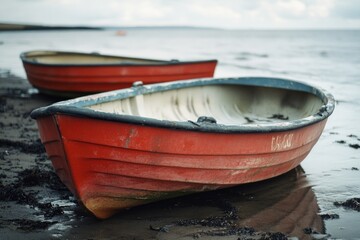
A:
[0,70,328,240]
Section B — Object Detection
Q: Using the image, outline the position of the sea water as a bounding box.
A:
[1,28,360,238]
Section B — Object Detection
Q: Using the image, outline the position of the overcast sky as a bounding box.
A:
[1,0,360,29]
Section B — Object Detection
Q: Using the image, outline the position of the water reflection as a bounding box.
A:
[62,167,324,239]
[235,166,324,239]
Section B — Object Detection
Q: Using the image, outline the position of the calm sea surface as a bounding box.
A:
[1,29,359,238]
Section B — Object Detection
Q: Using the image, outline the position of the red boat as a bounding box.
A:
[20,50,217,97]
[31,77,335,219]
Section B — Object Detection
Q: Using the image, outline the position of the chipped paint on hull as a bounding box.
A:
[31,77,335,218]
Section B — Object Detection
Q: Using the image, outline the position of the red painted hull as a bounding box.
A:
[35,114,327,218]
[31,77,335,218]
[20,51,217,96]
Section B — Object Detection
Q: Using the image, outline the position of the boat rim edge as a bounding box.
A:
[30,76,335,133]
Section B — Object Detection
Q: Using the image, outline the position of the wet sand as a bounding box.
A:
[0,70,349,239]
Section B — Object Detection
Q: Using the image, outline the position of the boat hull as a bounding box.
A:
[31,77,335,219]
[20,51,217,96]
[36,114,327,218]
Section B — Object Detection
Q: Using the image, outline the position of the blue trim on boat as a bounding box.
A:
[31,77,335,133]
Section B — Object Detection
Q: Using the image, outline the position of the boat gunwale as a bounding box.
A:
[30,77,335,133]
[20,50,218,67]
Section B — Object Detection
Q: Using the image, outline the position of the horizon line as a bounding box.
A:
[1,22,359,31]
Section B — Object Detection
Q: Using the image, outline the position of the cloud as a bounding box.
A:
[307,0,334,18]
[332,0,360,19]
[276,0,307,18]
[0,0,359,29]
[116,1,172,24]
[190,2,242,22]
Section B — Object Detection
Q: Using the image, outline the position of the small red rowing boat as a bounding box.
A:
[31,77,335,218]
[20,50,217,97]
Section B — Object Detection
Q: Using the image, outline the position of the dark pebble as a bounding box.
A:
[334,198,360,211]
[303,227,319,234]
[349,144,360,149]
[149,225,169,233]
[320,213,340,220]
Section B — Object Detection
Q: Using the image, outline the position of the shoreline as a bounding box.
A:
[0,23,102,31]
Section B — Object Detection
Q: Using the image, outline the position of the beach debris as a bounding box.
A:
[303,227,318,234]
[5,219,57,231]
[0,139,45,154]
[347,134,359,139]
[349,144,360,149]
[149,225,170,233]
[319,213,340,220]
[269,114,289,120]
[334,198,360,212]
[0,166,72,228]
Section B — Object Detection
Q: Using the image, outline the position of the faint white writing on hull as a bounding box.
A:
[271,133,294,151]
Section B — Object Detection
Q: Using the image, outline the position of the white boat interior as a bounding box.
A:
[87,85,324,125]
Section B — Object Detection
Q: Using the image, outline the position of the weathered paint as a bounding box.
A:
[31,77,335,218]
[271,133,294,151]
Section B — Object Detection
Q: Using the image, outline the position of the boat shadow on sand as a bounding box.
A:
[63,166,325,240]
